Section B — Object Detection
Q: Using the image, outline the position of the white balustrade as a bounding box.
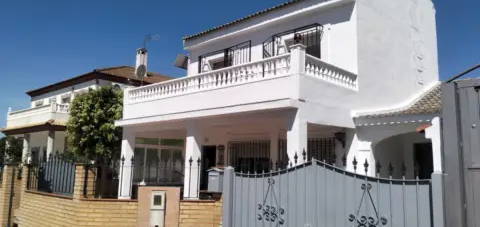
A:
[305,54,358,89]
[127,54,291,103]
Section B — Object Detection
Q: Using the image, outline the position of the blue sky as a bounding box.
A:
[0,0,479,130]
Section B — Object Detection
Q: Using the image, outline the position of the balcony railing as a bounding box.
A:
[126,45,358,104]
[127,53,291,103]
[305,54,357,89]
[8,103,70,118]
[6,103,70,128]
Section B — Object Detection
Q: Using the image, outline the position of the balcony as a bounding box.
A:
[6,103,70,130]
[120,44,358,125]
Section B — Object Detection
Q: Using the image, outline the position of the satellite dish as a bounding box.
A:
[174,54,188,69]
[136,64,147,79]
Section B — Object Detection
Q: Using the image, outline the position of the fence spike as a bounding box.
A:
[294,152,298,164]
[197,157,201,167]
[342,155,346,167]
[364,159,369,174]
[188,157,193,166]
[302,149,306,162]
[376,161,382,176]
[130,156,135,165]
[414,162,420,178]
[353,156,358,172]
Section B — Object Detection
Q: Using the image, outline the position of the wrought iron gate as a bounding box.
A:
[223,159,434,227]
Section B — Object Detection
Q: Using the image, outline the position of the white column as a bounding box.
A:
[183,122,202,199]
[289,44,306,75]
[46,130,55,157]
[270,130,279,169]
[22,134,30,163]
[346,133,376,176]
[118,128,135,199]
[425,116,442,173]
[287,111,308,165]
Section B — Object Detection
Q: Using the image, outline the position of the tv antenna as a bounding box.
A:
[143,33,161,49]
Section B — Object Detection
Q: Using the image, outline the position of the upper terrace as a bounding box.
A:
[120,44,358,128]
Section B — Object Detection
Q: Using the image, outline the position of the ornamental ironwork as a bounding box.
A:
[257,178,285,225]
[348,183,388,227]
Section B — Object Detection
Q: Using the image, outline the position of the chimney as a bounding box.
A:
[135,48,148,79]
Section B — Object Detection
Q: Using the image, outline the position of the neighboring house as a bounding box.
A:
[115,0,441,200]
[1,49,171,164]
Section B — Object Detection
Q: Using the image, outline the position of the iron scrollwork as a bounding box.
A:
[257,178,285,225]
[348,183,388,227]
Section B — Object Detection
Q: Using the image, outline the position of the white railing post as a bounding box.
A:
[289,44,306,75]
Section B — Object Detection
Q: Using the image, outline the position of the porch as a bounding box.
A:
[117,109,349,199]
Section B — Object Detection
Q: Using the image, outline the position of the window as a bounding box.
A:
[198,41,251,73]
[263,24,323,58]
[61,95,71,104]
[133,137,185,186]
[228,140,271,173]
[34,100,44,107]
[49,97,57,104]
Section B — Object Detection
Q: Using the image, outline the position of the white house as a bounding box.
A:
[2,49,171,164]
[116,0,441,199]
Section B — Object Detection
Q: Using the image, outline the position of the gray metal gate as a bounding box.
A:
[442,78,480,227]
[223,159,433,227]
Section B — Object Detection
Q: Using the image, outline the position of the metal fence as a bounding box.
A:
[83,160,120,199]
[223,157,436,227]
[119,155,185,199]
[27,154,76,196]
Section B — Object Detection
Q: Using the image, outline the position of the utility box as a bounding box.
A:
[207,168,224,192]
[149,191,166,227]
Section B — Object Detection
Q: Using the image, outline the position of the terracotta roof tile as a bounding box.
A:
[356,84,441,119]
[183,0,305,41]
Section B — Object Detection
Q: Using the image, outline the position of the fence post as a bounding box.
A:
[431,172,445,227]
[222,167,234,227]
[0,164,16,227]
[73,164,95,199]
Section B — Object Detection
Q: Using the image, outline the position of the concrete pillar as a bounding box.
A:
[183,122,202,199]
[289,44,306,75]
[346,133,375,176]
[425,116,442,172]
[22,134,30,163]
[269,130,279,169]
[287,111,307,165]
[46,130,55,158]
[0,165,17,227]
[118,128,135,199]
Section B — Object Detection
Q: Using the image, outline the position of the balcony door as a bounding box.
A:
[198,41,251,73]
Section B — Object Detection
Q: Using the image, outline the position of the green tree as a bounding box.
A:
[0,136,23,163]
[66,86,123,162]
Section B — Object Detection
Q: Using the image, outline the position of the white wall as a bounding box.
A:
[355,0,439,110]
[30,79,133,108]
[185,0,357,76]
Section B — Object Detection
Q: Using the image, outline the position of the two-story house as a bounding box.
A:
[116,0,441,199]
[2,49,171,164]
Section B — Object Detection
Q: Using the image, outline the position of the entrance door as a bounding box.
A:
[414,143,433,179]
[200,146,217,190]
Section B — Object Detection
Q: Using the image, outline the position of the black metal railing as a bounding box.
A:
[263,24,323,58]
[27,154,76,196]
[118,155,185,199]
[84,160,120,199]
